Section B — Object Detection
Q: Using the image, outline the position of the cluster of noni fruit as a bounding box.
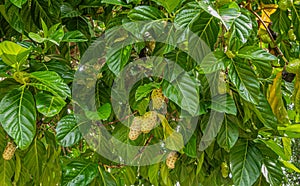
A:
[128,88,178,169]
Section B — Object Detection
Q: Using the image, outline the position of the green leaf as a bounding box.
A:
[151,0,180,13]
[35,92,66,117]
[135,82,160,101]
[23,138,46,185]
[62,160,98,186]
[101,0,132,7]
[106,44,132,76]
[28,32,45,43]
[228,10,253,51]
[9,0,27,8]
[30,71,71,99]
[98,166,117,186]
[0,79,20,101]
[217,115,239,151]
[200,51,227,73]
[56,115,82,147]
[237,46,277,61]
[230,140,262,186]
[262,159,284,186]
[0,158,15,186]
[0,88,36,149]
[210,94,237,115]
[62,31,88,42]
[189,10,220,50]
[280,160,300,173]
[183,134,197,158]
[228,60,260,104]
[270,9,291,35]
[97,103,111,120]
[162,71,199,116]
[259,139,289,161]
[123,167,136,185]
[165,131,184,151]
[128,6,164,21]
[219,4,241,30]
[148,163,160,186]
[291,4,300,40]
[251,92,277,129]
[199,111,224,151]
[0,41,31,68]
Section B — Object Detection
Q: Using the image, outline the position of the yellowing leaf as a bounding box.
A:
[157,114,173,138]
[281,160,300,173]
[260,4,278,30]
[268,72,290,124]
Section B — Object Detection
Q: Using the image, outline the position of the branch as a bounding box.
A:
[132,134,154,161]
[250,10,289,65]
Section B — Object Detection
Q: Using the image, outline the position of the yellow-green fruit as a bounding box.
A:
[166,151,178,169]
[129,116,142,140]
[141,111,157,133]
[288,29,297,41]
[286,59,300,74]
[221,162,229,178]
[225,50,235,59]
[13,71,30,84]
[218,71,227,94]
[278,0,288,10]
[2,142,16,160]
[151,89,165,110]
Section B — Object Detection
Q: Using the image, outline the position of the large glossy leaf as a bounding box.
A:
[162,71,199,116]
[0,158,15,186]
[35,92,66,117]
[200,51,227,73]
[228,9,253,51]
[0,79,20,101]
[199,111,224,151]
[262,159,284,186]
[174,2,220,50]
[151,0,180,13]
[210,94,237,115]
[270,9,291,35]
[237,46,277,61]
[291,4,300,40]
[128,6,164,21]
[0,41,30,68]
[23,138,46,185]
[9,0,27,8]
[148,163,160,186]
[218,4,241,30]
[217,115,239,151]
[228,60,260,104]
[230,140,262,186]
[0,88,36,149]
[62,31,88,42]
[62,160,98,186]
[98,166,117,186]
[56,115,82,147]
[251,92,277,129]
[30,71,71,99]
[259,139,289,160]
[106,44,132,76]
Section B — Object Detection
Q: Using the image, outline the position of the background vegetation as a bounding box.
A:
[0,0,299,185]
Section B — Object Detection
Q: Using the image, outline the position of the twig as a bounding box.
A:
[250,10,289,65]
[132,134,154,161]
[103,111,138,126]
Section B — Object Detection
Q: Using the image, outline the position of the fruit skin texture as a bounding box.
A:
[151,89,165,110]
[166,151,178,169]
[2,142,16,160]
[141,111,157,134]
[129,116,142,140]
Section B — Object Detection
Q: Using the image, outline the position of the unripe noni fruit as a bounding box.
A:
[129,116,142,140]
[221,162,229,178]
[2,142,16,160]
[141,111,157,133]
[151,88,165,110]
[166,151,178,169]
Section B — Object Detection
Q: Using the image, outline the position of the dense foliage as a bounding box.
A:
[0,0,300,185]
